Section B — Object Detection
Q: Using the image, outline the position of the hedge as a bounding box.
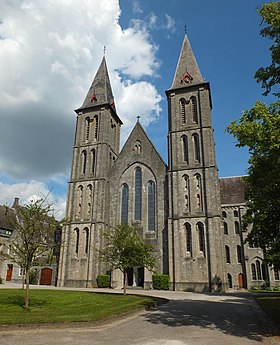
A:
[97,274,111,288]
[152,274,170,290]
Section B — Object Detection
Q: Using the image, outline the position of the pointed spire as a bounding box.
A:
[79,57,115,110]
[171,34,204,89]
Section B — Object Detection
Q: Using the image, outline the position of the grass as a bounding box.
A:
[0,289,161,325]
[256,296,280,330]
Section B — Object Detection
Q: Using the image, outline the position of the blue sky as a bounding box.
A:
[0,0,275,216]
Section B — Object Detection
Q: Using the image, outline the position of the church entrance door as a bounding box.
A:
[127,267,134,286]
[238,273,244,289]
[6,264,13,281]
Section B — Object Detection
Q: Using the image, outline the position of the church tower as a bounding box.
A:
[58,57,122,287]
[166,35,226,291]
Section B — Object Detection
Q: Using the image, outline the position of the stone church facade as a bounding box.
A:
[57,35,280,291]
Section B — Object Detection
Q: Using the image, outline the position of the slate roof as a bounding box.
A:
[78,57,115,110]
[219,176,246,205]
[0,205,16,232]
[170,34,204,90]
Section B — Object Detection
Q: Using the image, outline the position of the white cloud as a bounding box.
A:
[0,0,161,183]
[165,14,176,33]
[131,0,143,14]
[0,181,66,219]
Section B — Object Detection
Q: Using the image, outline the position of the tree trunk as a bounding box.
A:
[25,269,29,309]
[123,271,128,295]
[21,268,25,290]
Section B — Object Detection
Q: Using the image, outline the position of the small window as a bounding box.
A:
[84,228,89,254]
[82,150,87,175]
[185,223,192,255]
[191,96,198,123]
[94,115,98,140]
[222,211,227,218]
[180,98,186,124]
[85,117,90,141]
[235,221,240,235]
[225,245,230,263]
[193,133,201,162]
[181,135,188,163]
[134,140,142,154]
[228,273,233,288]
[91,149,96,175]
[234,210,238,217]
[223,222,228,235]
[237,245,242,263]
[197,222,205,254]
[274,269,280,281]
[75,228,79,255]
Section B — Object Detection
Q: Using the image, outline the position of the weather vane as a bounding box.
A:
[103,45,106,56]
[184,25,187,34]
[137,115,140,122]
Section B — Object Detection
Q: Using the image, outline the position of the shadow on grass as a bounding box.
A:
[4,294,50,309]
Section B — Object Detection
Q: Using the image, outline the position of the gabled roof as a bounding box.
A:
[119,121,167,167]
[170,34,204,90]
[77,57,115,111]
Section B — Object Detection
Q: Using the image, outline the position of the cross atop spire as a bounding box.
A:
[170,34,204,90]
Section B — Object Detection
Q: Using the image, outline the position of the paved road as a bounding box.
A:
[0,286,279,345]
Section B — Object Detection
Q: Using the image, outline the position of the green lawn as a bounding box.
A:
[256,297,280,329]
[0,289,161,325]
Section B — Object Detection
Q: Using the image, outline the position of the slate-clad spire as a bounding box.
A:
[79,57,115,110]
[171,34,204,89]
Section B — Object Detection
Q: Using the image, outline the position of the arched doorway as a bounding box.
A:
[6,264,13,281]
[238,273,244,289]
[40,268,52,285]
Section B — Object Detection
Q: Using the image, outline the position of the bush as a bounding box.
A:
[0,277,2,284]
[152,274,170,290]
[29,269,39,285]
[97,274,111,288]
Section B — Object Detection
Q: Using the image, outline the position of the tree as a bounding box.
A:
[99,224,157,294]
[254,1,280,97]
[227,1,280,270]
[0,199,61,308]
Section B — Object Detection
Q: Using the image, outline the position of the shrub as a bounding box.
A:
[29,269,39,285]
[97,274,111,288]
[152,274,170,290]
[0,277,2,284]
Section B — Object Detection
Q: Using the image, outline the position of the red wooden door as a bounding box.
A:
[238,273,244,289]
[6,264,13,281]
[40,268,52,285]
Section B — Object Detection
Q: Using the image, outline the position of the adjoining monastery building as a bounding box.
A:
[57,35,280,291]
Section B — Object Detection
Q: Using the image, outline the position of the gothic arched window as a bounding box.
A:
[91,149,96,175]
[228,273,233,288]
[251,263,257,280]
[197,222,205,254]
[235,221,240,235]
[237,245,242,263]
[183,174,190,211]
[84,227,89,254]
[234,210,238,217]
[77,185,83,216]
[147,181,155,231]
[225,245,230,263]
[134,167,142,221]
[193,133,201,163]
[185,223,192,255]
[87,184,92,215]
[85,117,90,141]
[181,135,188,163]
[223,222,228,235]
[195,173,203,211]
[121,183,129,224]
[180,98,186,124]
[74,228,79,255]
[256,260,262,280]
[222,211,227,218]
[94,115,98,140]
[82,150,87,175]
[190,96,198,123]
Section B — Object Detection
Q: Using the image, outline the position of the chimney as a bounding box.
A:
[12,197,19,208]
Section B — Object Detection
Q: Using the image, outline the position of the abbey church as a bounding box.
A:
[57,35,280,291]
